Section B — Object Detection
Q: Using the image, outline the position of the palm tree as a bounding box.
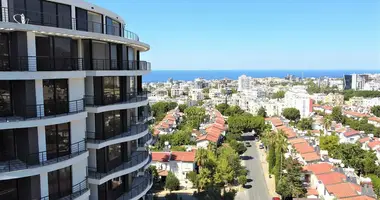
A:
[275,130,288,153]
[261,129,275,150]
[195,148,208,169]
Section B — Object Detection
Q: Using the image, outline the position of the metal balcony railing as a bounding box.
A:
[40,178,89,200]
[84,92,148,107]
[1,7,140,41]
[83,60,151,71]
[116,173,153,200]
[0,140,86,173]
[86,123,149,144]
[88,151,150,180]
[0,56,83,71]
[0,98,85,123]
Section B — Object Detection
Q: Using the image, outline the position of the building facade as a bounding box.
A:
[284,86,312,118]
[0,0,152,200]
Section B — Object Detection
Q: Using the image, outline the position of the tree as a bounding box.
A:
[331,106,343,123]
[323,116,332,132]
[371,106,380,117]
[272,90,285,99]
[238,175,247,187]
[196,148,210,169]
[151,101,178,121]
[227,115,266,135]
[229,139,247,155]
[198,168,213,190]
[297,118,313,131]
[319,134,339,155]
[277,158,307,198]
[363,156,378,175]
[148,165,159,182]
[224,105,244,116]
[178,104,188,112]
[215,103,229,115]
[165,171,180,192]
[282,108,300,121]
[186,171,198,188]
[257,106,267,118]
[202,88,210,94]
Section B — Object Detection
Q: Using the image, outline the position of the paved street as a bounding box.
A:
[236,133,272,200]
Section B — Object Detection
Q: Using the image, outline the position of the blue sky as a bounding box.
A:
[88,0,380,70]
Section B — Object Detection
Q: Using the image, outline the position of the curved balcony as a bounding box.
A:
[85,92,148,113]
[86,123,149,149]
[0,98,86,130]
[40,178,90,200]
[0,7,149,52]
[88,151,151,185]
[117,173,153,200]
[0,140,88,180]
[0,56,85,80]
[84,60,151,77]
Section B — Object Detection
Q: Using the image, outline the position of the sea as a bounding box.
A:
[143,69,380,83]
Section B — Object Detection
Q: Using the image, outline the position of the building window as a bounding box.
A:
[0,130,15,162]
[43,79,68,116]
[0,179,17,200]
[108,144,121,161]
[48,166,72,200]
[88,11,103,33]
[45,123,70,159]
[103,77,120,104]
[106,17,121,36]
[111,177,123,190]
[103,110,121,139]
[0,80,12,116]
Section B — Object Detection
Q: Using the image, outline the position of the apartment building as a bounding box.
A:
[0,0,152,200]
[284,86,312,118]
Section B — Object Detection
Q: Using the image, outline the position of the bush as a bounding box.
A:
[229,139,247,155]
[165,171,180,192]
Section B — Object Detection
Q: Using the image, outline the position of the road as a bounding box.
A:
[236,133,272,200]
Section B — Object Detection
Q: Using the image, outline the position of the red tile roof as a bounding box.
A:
[266,117,283,127]
[171,151,196,162]
[289,138,308,145]
[316,172,346,185]
[341,196,376,200]
[158,170,168,176]
[359,137,371,144]
[307,188,318,196]
[344,129,361,137]
[303,163,334,175]
[301,152,320,162]
[325,182,360,198]
[367,140,380,150]
[369,117,380,123]
[152,152,170,162]
[322,105,333,110]
[293,143,315,154]
[344,111,369,118]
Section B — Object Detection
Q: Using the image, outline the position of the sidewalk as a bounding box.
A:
[255,142,280,198]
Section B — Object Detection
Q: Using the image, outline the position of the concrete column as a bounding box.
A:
[26,32,37,71]
[37,126,47,162]
[35,80,44,117]
[68,78,85,112]
[70,119,86,149]
[103,15,107,34]
[72,159,87,193]
[71,5,76,30]
[1,0,8,22]
[77,39,83,69]
[40,172,49,197]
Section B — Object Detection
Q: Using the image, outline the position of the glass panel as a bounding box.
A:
[87,11,103,33]
[108,144,121,161]
[103,111,115,138]
[111,177,123,190]
[58,166,72,197]
[0,179,18,200]
[54,79,68,114]
[0,81,11,116]
[25,0,42,25]
[48,169,59,198]
[45,124,57,159]
[54,37,71,71]
[0,33,9,70]
[114,77,120,102]
[103,77,114,104]
[110,44,118,70]
[0,130,15,161]
[57,4,72,29]
[57,123,70,157]
[114,110,121,134]
[75,8,88,31]
[42,1,57,27]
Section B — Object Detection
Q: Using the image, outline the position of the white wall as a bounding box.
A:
[71,119,86,145]
[88,149,97,169]
[196,140,209,149]
[85,77,94,96]
[72,159,88,192]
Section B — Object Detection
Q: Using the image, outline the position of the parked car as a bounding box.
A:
[272,197,280,200]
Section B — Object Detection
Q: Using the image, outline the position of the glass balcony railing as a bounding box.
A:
[88,151,150,180]
[0,140,86,173]
[1,7,140,41]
